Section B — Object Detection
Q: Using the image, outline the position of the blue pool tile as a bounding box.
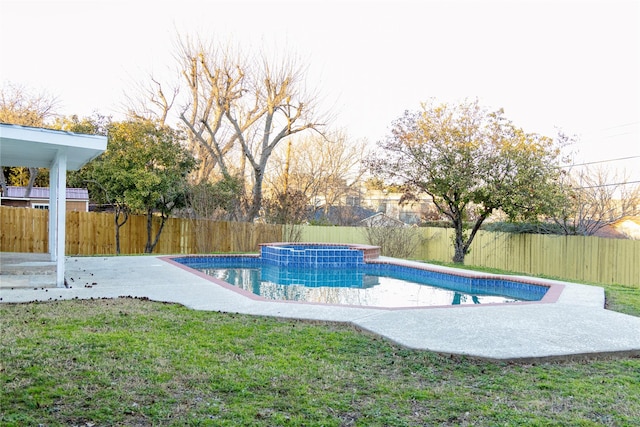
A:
[172,247,548,305]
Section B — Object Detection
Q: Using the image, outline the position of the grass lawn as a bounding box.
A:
[1,286,639,426]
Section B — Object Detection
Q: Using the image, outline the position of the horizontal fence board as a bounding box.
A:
[1,206,638,287]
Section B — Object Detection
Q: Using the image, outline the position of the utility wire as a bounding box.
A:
[576,180,640,189]
[560,155,640,168]
[590,121,639,132]
[576,121,640,136]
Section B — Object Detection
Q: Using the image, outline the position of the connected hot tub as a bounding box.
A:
[259,243,380,268]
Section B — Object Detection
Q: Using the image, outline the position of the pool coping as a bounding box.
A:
[161,254,565,310]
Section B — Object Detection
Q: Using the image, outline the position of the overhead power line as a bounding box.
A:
[560,155,640,168]
[577,121,640,137]
[592,121,639,132]
[576,180,640,189]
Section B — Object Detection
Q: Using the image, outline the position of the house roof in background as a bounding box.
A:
[2,186,89,200]
[312,205,376,226]
[359,212,409,227]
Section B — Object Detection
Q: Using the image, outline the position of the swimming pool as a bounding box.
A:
[172,251,550,308]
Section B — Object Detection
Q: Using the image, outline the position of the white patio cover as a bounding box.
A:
[0,123,107,287]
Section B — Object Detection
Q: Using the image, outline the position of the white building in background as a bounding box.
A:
[1,186,89,212]
[360,189,435,225]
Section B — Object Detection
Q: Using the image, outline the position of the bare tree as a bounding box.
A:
[362,224,425,259]
[125,75,179,126]
[262,189,309,242]
[265,130,367,224]
[163,36,325,222]
[553,166,640,235]
[0,82,59,195]
[0,82,58,126]
[185,177,243,251]
[125,35,328,222]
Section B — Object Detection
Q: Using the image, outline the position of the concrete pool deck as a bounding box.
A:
[1,254,639,362]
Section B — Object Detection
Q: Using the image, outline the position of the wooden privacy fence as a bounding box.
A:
[0,206,283,255]
[298,225,640,288]
[0,206,49,253]
[1,206,638,287]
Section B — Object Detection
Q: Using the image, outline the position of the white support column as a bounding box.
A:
[53,150,67,287]
[48,158,59,262]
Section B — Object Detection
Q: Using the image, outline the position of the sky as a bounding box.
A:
[1,0,638,180]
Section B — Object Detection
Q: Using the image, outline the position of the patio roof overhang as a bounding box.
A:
[0,123,107,287]
[0,124,106,170]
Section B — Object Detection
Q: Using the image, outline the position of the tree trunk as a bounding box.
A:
[0,170,7,196]
[145,209,168,253]
[452,217,466,263]
[25,167,38,197]
[247,167,264,222]
[145,209,154,253]
[452,214,490,264]
[452,239,466,263]
[114,207,129,255]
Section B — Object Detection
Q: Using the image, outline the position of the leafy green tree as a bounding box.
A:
[55,114,111,190]
[53,114,110,137]
[368,99,565,263]
[112,119,195,253]
[83,119,196,254]
[53,115,132,251]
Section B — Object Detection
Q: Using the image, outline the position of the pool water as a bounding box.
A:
[176,256,548,308]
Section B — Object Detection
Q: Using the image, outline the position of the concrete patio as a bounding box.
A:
[0,252,56,288]
[1,254,639,362]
